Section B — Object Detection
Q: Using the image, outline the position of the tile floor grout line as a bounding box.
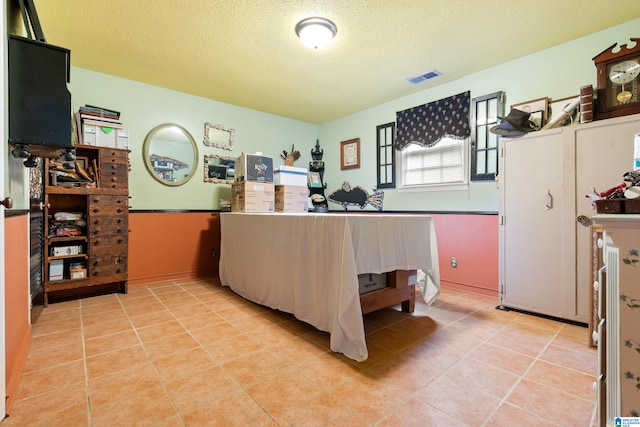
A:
[79,299,93,427]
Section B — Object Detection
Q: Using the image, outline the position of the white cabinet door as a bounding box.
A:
[575,115,640,319]
[499,128,577,319]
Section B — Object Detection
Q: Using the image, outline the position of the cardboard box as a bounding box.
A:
[83,123,128,148]
[49,259,64,281]
[235,153,274,183]
[275,185,308,213]
[70,268,87,279]
[358,273,388,294]
[51,245,83,256]
[231,181,275,213]
[274,166,308,186]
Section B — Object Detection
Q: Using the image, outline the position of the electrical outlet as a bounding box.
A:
[211,249,216,258]
[451,257,457,268]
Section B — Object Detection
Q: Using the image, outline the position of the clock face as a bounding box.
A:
[606,59,640,107]
[609,60,640,85]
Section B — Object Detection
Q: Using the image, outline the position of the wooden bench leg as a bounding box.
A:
[401,284,415,313]
[360,278,416,315]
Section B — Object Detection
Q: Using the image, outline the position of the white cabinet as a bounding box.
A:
[499,114,640,322]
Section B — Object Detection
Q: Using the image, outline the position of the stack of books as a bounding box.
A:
[73,105,124,145]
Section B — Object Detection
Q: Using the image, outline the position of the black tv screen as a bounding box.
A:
[8,34,72,148]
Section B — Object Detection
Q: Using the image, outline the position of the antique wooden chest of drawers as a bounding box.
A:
[43,145,129,305]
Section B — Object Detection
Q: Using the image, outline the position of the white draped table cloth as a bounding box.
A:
[219,212,439,361]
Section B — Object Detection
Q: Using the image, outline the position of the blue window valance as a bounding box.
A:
[395,91,471,150]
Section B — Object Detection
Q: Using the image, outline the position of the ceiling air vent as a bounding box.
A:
[407,69,442,85]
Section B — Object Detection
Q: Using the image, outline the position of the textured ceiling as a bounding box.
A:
[31,1,640,124]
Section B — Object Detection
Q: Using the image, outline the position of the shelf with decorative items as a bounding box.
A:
[42,144,129,306]
[308,140,328,211]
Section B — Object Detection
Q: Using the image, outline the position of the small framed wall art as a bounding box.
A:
[203,154,235,184]
[308,171,323,188]
[203,122,235,150]
[340,138,360,170]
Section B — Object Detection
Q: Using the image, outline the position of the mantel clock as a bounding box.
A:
[593,38,640,120]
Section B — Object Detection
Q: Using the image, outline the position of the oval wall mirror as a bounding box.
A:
[143,123,199,186]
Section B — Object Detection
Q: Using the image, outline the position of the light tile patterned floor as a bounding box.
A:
[2,278,598,426]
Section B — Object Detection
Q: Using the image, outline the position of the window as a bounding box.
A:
[399,136,468,188]
[395,91,471,189]
[376,122,395,188]
[470,91,503,181]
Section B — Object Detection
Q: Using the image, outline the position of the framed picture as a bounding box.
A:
[203,154,235,184]
[207,165,228,180]
[308,171,323,188]
[511,97,548,129]
[548,95,580,127]
[203,122,235,150]
[75,156,93,181]
[340,138,360,170]
[75,156,88,169]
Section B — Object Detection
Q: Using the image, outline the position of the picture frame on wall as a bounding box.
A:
[510,97,548,129]
[203,154,235,184]
[340,138,360,170]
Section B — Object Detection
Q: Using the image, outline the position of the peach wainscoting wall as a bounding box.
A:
[430,213,499,297]
[5,213,31,414]
[128,211,498,296]
[128,212,220,286]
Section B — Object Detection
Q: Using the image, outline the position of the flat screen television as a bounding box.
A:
[8,34,72,149]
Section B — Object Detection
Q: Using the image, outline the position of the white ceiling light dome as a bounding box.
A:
[295,17,337,49]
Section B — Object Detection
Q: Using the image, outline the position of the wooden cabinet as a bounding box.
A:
[43,145,129,306]
[498,113,640,322]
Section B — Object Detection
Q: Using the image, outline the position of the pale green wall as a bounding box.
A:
[68,70,317,210]
[318,18,640,212]
[8,18,638,212]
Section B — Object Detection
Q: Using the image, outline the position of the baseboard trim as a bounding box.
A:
[495,304,588,327]
[128,270,217,286]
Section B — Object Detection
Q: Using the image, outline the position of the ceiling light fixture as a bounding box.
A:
[295,17,337,50]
